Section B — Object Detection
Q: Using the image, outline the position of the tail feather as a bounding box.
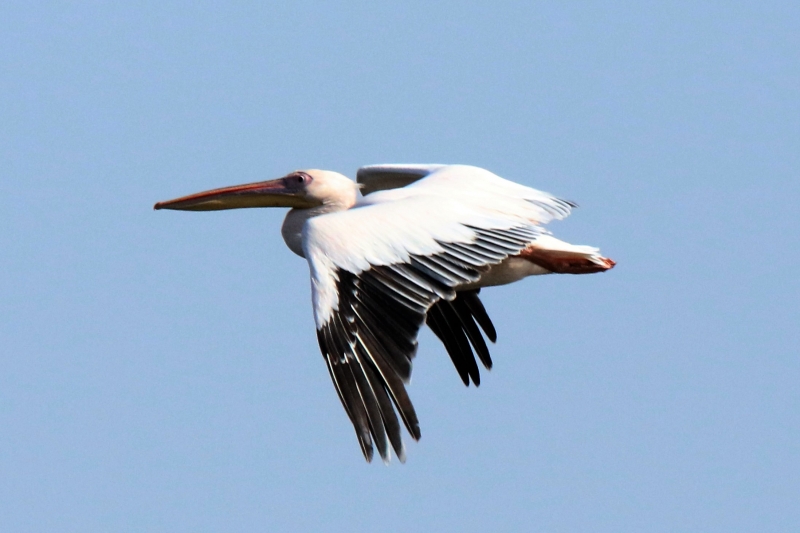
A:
[518,235,616,274]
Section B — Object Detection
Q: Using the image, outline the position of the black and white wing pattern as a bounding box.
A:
[358,165,522,387]
[303,165,574,462]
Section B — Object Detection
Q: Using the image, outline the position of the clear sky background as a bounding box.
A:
[1,2,798,532]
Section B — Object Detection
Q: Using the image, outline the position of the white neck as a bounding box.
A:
[281,203,348,258]
[280,170,360,257]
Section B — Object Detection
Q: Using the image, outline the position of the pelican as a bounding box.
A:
[155,164,615,463]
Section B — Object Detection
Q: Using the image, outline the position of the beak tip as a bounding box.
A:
[153,202,164,210]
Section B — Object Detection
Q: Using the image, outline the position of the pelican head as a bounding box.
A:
[154,169,358,212]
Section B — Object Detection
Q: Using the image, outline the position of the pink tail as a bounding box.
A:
[517,238,616,275]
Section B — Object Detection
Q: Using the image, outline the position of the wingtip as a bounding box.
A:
[396,443,407,464]
[358,435,375,463]
[361,447,374,463]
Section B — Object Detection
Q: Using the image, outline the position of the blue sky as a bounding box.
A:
[1,2,798,532]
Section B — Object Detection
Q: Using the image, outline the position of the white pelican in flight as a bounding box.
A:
[155,164,615,463]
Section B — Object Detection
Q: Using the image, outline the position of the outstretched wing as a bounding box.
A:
[304,165,573,462]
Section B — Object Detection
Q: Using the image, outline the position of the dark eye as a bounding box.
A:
[284,173,310,188]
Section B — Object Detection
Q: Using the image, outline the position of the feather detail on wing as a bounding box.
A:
[304,166,574,461]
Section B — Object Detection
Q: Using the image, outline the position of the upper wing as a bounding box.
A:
[304,165,572,462]
[356,164,446,195]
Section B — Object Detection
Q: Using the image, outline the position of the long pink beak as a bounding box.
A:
[154,177,319,211]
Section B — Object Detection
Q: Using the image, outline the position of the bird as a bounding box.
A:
[155,164,615,463]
